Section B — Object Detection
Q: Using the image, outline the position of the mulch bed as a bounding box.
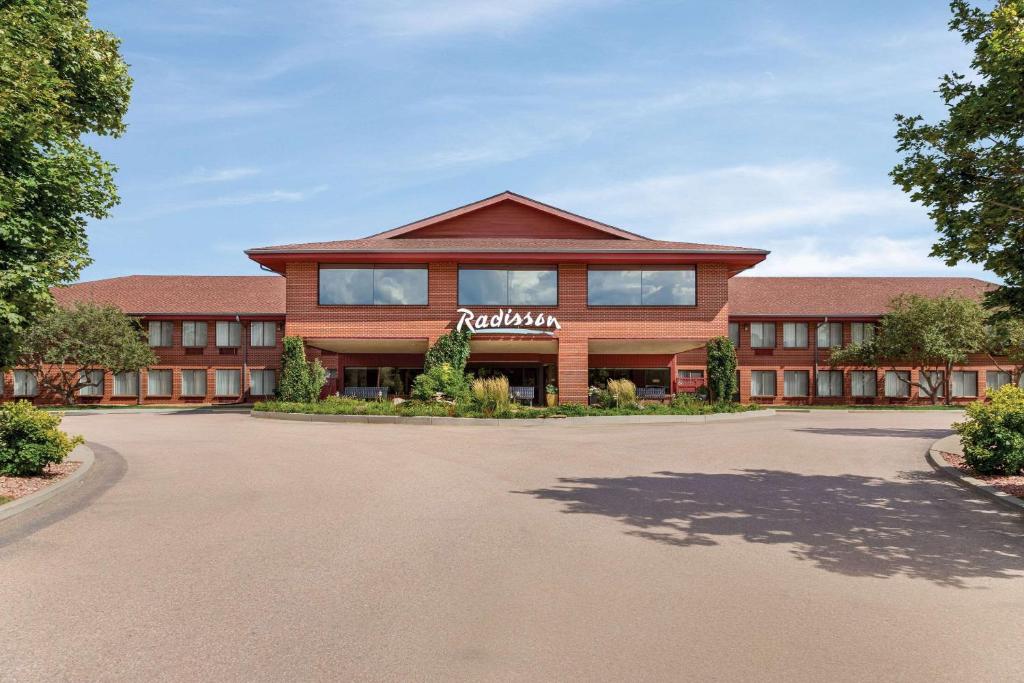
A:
[0,461,81,503]
[940,451,1024,500]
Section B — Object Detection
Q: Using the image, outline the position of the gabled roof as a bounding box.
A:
[728,277,995,317]
[51,275,286,316]
[366,191,645,240]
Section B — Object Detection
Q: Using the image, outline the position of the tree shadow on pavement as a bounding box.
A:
[517,469,1024,587]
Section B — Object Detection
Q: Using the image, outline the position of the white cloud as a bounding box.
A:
[747,236,959,277]
[181,166,262,184]
[187,185,329,209]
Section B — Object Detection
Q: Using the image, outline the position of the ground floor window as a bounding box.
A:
[920,370,944,399]
[987,370,1012,391]
[884,371,910,398]
[783,370,809,397]
[113,371,138,397]
[750,370,776,397]
[816,370,843,397]
[215,369,241,397]
[147,369,172,397]
[677,369,704,379]
[79,370,104,397]
[344,367,422,396]
[14,370,38,397]
[951,371,978,398]
[182,370,207,397]
[588,368,670,389]
[250,369,276,396]
[851,371,876,397]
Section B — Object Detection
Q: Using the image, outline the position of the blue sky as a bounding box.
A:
[82,0,991,281]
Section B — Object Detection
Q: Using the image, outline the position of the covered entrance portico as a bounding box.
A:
[467,334,557,405]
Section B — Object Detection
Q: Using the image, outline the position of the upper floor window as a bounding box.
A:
[850,322,875,345]
[728,322,740,347]
[782,322,807,348]
[183,321,208,348]
[148,321,173,347]
[216,321,241,348]
[817,321,843,348]
[587,266,695,306]
[250,322,277,347]
[750,322,775,348]
[459,267,557,306]
[319,265,428,306]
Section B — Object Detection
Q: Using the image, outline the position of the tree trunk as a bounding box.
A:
[944,362,952,406]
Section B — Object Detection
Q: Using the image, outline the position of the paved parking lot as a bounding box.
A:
[1,410,1022,681]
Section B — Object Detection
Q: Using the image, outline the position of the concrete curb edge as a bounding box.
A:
[251,408,775,427]
[926,434,1024,517]
[0,443,95,523]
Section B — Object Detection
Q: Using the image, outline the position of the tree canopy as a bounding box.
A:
[0,0,132,369]
[18,303,156,404]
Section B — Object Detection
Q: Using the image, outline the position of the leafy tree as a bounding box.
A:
[830,294,987,404]
[423,328,472,373]
[18,303,156,405]
[705,336,738,402]
[0,0,132,369]
[981,316,1024,383]
[278,336,326,402]
[891,1,1024,315]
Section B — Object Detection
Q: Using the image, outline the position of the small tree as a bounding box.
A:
[982,316,1024,384]
[278,336,326,402]
[424,328,472,373]
[705,336,738,402]
[18,303,156,405]
[830,294,987,404]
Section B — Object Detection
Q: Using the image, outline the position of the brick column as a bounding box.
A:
[557,338,588,405]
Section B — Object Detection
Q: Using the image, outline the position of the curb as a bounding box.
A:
[251,408,775,427]
[926,434,1024,517]
[0,444,95,523]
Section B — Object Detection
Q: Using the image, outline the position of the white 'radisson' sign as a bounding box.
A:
[456,307,560,335]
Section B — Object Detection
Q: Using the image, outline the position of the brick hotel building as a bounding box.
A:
[0,192,1008,406]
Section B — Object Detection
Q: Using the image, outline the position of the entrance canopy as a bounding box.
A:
[306,338,429,354]
[470,336,558,354]
[588,338,706,354]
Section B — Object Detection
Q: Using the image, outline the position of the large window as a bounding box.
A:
[952,371,978,398]
[728,322,740,347]
[921,370,945,399]
[215,369,241,396]
[783,323,807,348]
[816,322,842,348]
[183,321,208,347]
[148,321,173,347]
[588,368,671,388]
[113,371,138,397]
[147,369,172,397]
[884,370,910,398]
[319,265,428,305]
[343,367,420,396]
[181,370,207,397]
[250,322,276,347]
[250,369,276,396]
[79,370,104,397]
[850,322,875,345]
[783,370,809,397]
[851,371,877,397]
[987,370,1012,391]
[216,321,241,347]
[751,370,776,397]
[817,370,843,397]
[14,370,38,397]
[587,266,695,306]
[459,267,557,306]
[750,322,776,348]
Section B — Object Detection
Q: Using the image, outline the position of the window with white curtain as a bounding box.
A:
[750,322,775,348]
[215,369,241,396]
[850,322,875,345]
[250,322,277,347]
[216,321,241,347]
[783,323,807,348]
[728,322,740,347]
[751,370,776,397]
[183,321,208,347]
[987,370,1012,391]
[816,370,843,397]
[148,321,173,347]
[113,371,139,396]
[952,371,978,397]
[851,370,877,397]
[920,371,945,399]
[250,369,276,396]
[147,369,172,396]
[181,370,207,397]
[783,370,809,397]
[884,371,910,398]
[13,370,38,397]
[816,322,843,348]
[79,370,104,396]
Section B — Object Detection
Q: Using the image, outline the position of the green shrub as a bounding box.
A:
[471,376,511,416]
[278,336,326,402]
[606,378,637,408]
[424,329,471,372]
[553,402,587,416]
[954,384,1024,475]
[706,336,738,402]
[0,401,83,476]
[411,363,469,401]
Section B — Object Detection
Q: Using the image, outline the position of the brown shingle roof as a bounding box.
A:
[729,277,995,317]
[51,275,286,315]
[247,237,766,254]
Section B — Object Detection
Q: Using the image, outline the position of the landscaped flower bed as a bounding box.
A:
[939,450,1024,500]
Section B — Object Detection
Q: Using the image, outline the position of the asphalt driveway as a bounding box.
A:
[1,411,1022,681]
